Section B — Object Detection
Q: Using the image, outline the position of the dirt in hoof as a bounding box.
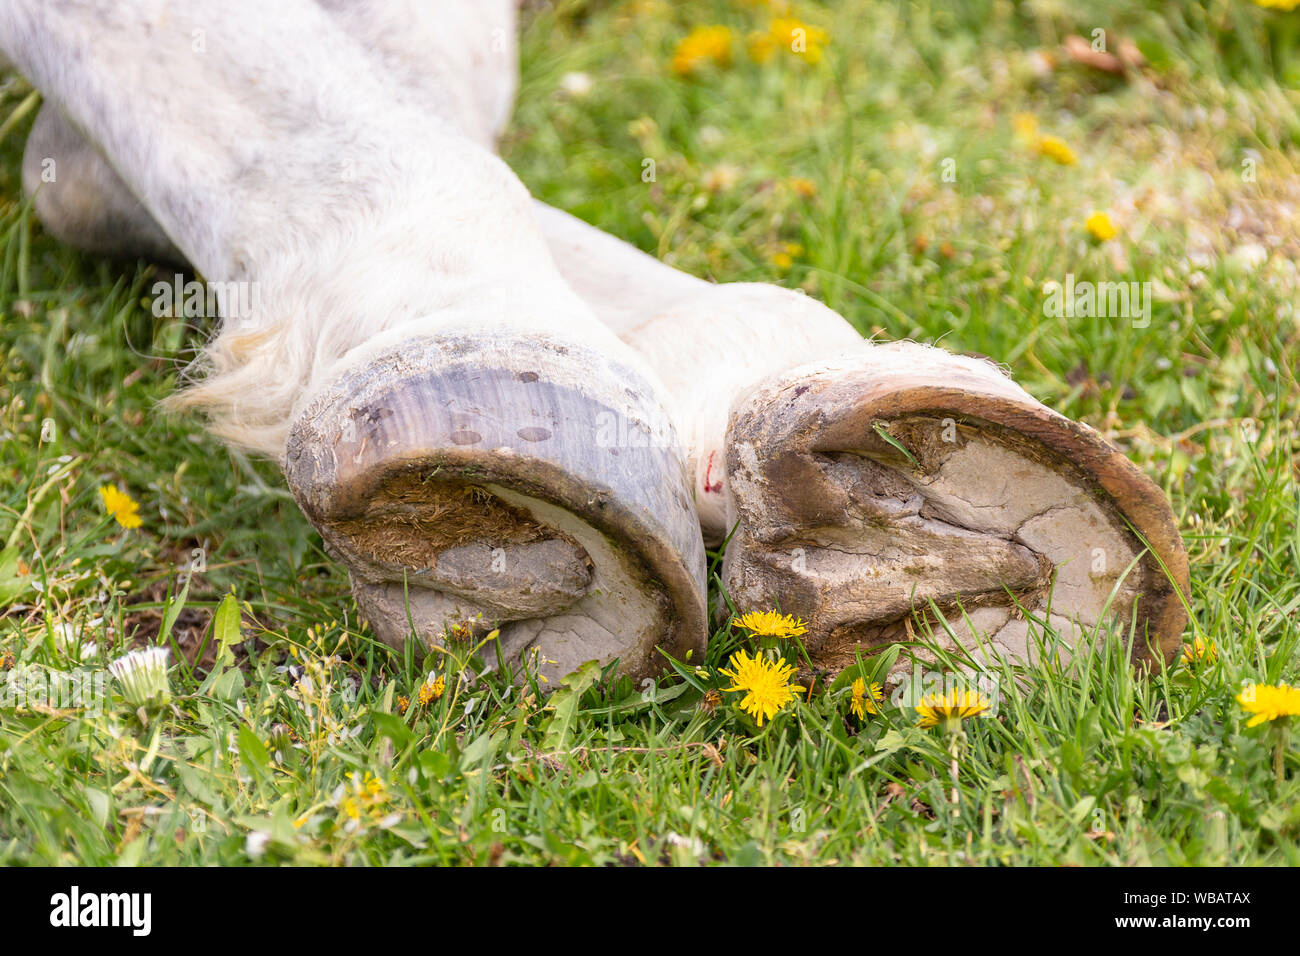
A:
[332,475,581,570]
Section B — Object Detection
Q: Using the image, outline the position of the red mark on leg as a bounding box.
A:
[703,451,723,494]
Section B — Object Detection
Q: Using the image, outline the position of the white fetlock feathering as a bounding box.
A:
[107,646,171,710]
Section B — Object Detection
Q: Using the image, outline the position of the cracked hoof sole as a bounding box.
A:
[722,344,1189,674]
[285,332,707,682]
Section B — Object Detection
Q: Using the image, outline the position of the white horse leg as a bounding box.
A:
[1,0,707,680]
[20,101,183,264]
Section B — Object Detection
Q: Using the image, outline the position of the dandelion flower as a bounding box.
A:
[396,695,410,715]
[417,673,445,705]
[788,177,817,198]
[1035,136,1077,165]
[1255,0,1300,9]
[341,795,362,820]
[747,30,777,63]
[1085,211,1118,241]
[1181,637,1218,666]
[916,688,991,731]
[731,610,808,640]
[849,677,884,720]
[108,646,171,710]
[1012,112,1038,140]
[99,484,142,529]
[338,771,392,829]
[1236,682,1300,727]
[719,649,799,726]
[769,18,829,63]
[768,242,804,272]
[672,26,733,76]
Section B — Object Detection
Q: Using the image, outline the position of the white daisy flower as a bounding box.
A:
[108,646,171,710]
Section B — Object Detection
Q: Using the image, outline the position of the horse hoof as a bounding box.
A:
[722,342,1189,674]
[285,331,707,682]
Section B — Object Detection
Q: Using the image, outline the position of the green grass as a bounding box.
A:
[1,0,1298,865]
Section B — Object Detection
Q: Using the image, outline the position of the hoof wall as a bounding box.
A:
[286,332,707,682]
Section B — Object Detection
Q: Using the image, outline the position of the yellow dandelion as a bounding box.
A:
[788,177,817,198]
[1236,683,1300,727]
[417,674,445,705]
[731,610,808,640]
[671,26,733,76]
[98,484,142,529]
[1085,211,1118,241]
[339,771,390,826]
[849,677,884,720]
[769,18,829,64]
[916,688,992,730]
[1180,637,1218,667]
[719,649,799,727]
[1255,0,1300,9]
[340,795,362,820]
[1012,112,1038,140]
[1036,136,1078,165]
[747,30,777,64]
[768,241,804,271]
[396,695,409,715]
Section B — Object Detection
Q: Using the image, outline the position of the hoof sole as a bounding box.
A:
[722,344,1189,674]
